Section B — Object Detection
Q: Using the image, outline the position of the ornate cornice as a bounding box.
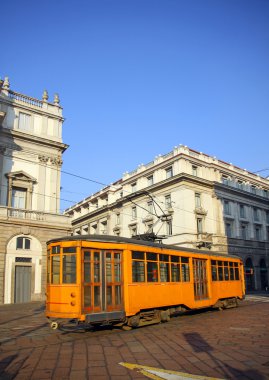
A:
[0,127,69,152]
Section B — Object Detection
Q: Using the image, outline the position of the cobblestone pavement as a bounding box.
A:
[0,296,269,380]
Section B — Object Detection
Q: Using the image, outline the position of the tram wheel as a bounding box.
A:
[51,321,58,330]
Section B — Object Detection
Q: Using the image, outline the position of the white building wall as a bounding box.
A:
[0,77,71,304]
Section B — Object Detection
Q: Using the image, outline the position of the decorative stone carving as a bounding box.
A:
[21,226,31,235]
[42,90,49,102]
[194,207,208,216]
[54,93,60,105]
[50,157,63,166]
[3,77,10,90]
[38,155,49,164]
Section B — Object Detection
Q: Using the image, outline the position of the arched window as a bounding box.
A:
[16,237,31,250]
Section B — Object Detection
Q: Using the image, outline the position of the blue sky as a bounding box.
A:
[2,0,269,211]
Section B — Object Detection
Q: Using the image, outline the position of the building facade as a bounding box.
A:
[65,145,269,291]
[0,77,71,304]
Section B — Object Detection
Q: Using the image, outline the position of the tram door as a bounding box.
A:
[193,259,208,300]
[82,250,123,313]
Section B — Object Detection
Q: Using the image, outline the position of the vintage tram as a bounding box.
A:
[46,235,245,330]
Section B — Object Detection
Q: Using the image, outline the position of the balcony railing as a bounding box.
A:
[8,208,44,220]
[8,90,43,108]
[0,206,70,227]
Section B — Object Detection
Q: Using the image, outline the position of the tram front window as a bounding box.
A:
[62,247,77,284]
[51,256,60,284]
[63,254,77,283]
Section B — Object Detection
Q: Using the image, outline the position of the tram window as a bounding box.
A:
[160,263,170,282]
[84,262,91,283]
[63,255,76,284]
[114,261,121,282]
[211,264,217,281]
[94,286,100,307]
[147,261,158,282]
[84,287,91,308]
[211,260,240,281]
[224,266,229,280]
[132,251,144,260]
[114,253,121,261]
[47,256,51,283]
[234,263,239,280]
[147,252,157,261]
[94,252,99,261]
[84,251,91,283]
[159,254,170,282]
[94,261,100,282]
[218,264,224,281]
[107,286,112,305]
[171,263,180,282]
[229,263,235,280]
[106,252,112,282]
[160,254,169,262]
[106,262,112,282]
[115,285,121,305]
[132,261,145,282]
[181,261,190,282]
[171,255,179,263]
[51,256,60,284]
[84,251,91,261]
[52,245,60,254]
[63,247,76,253]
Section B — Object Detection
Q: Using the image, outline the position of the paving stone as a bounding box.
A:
[0,299,268,379]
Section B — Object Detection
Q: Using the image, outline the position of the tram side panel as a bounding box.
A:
[124,249,212,316]
[209,259,245,304]
[124,250,245,317]
[46,243,82,320]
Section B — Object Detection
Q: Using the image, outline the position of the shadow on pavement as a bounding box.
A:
[183,332,267,380]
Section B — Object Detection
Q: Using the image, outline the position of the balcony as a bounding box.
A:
[196,233,213,249]
[0,206,71,227]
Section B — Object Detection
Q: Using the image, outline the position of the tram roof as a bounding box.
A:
[47,234,241,260]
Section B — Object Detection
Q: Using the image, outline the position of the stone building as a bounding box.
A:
[0,77,71,304]
[65,145,269,291]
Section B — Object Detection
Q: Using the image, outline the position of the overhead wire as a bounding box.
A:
[2,151,268,234]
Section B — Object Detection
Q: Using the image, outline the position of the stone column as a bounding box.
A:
[49,157,62,213]
[0,146,6,204]
[38,155,49,212]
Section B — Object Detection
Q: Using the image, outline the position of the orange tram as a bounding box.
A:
[46,235,245,330]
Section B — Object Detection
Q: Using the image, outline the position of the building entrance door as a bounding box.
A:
[15,266,31,303]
